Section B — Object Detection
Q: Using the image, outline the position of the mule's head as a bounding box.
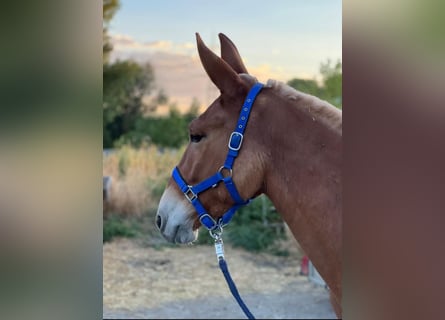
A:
[156,33,268,243]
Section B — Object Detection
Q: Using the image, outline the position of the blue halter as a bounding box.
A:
[172,82,264,231]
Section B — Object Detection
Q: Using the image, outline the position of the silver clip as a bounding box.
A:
[214,237,225,261]
[209,225,225,261]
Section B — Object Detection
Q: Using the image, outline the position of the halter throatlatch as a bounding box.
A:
[172,82,264,231]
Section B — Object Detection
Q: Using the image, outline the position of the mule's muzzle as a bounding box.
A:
[156,186,199,244]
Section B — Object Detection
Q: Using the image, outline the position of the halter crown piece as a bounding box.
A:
[172,82,264,231]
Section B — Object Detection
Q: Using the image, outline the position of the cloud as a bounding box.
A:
[111,34,137,46]
[144,40,173,51]
[111,33,195,56]
[271,49,281,55]
[248,64,290,83]
[109,33,312,113]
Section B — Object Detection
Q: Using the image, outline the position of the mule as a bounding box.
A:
[156,33,342,318]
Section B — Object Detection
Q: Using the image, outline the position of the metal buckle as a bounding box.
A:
[184,186,197,202]
[199,213,217,230]
[228,132,243,151]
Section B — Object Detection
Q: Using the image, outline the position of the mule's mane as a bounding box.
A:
[265,79,342,134]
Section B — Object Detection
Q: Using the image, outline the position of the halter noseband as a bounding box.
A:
[172,82,264,231]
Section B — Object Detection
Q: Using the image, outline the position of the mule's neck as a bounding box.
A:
[258,82,342,300]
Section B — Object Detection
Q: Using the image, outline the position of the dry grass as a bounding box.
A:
[103,145,183,217]
[103,238,302,311]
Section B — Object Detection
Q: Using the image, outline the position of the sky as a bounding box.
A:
[108,0,342,112]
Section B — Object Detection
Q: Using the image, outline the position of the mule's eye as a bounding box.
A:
[190,134,204,143]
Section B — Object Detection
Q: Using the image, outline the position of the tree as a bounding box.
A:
[320,59,342,108]
[286,59,342,109]
[101,0,200,149]
[103,0,120,64]
[286,78,322,97]
[115,98,200,149]
[103,61,155,147]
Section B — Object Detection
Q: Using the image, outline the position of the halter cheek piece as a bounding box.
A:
[172,82,264,231]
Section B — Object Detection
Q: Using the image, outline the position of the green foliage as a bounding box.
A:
[103,0,120,23]
[194,196,286,252]
[103,214,138,243]
[103,0,120,64]
[227,223,278,251]
[195,228,215,245]
[145,106,189,148]
[226,195,286,252]
[103,60,155,148]
[320,59,342,108]
[287,58,342,109]
[286,78,322,97]
[115,101,199,148]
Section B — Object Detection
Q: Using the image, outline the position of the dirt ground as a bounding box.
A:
[103,237,336,319]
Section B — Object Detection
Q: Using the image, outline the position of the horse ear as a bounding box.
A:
[219,33,248,74]
[196,33,245,96]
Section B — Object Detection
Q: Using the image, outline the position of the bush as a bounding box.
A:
[195,195,287,253]
[103,145,182,217]
[103,214,139,242]
[226,195,286,252]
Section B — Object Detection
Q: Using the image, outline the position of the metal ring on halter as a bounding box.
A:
[218,166,233,178]
[209,224,223,240]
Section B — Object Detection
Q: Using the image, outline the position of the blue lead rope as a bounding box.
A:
[219,258,255,319]
[213,231,255,319]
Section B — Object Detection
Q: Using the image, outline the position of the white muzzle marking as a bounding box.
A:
[156,186,198,244]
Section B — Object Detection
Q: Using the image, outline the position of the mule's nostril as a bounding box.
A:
[156,215,162,229]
